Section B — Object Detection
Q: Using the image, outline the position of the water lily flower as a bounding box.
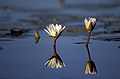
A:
[84,18,97,46]
[44,24,66,47]
[45,53,66,69]
[84,18,96,32]
[85,60,97,74]
[44,24,65,39]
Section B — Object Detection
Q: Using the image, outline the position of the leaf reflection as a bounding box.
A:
[35,37,40,44]
[85,45,97,74]
[45,46,66,69]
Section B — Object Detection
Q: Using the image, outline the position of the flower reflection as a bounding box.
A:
[85,60,97,74]
[45,46,66,69]
[84,18,97,46]
[45,53,66,69]
[85,45,97,74]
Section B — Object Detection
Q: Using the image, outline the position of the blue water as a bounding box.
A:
[0,30,119,79]
[0,0,120,79]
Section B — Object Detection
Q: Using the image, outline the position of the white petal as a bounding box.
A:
[62,26,66,31]
[50,24,55,30]
[89,18,96,26]
[51,29,56,37]
[44,29,51,35]
[59,26,66,34]
[46,26,51,32]
[85,18,89,26]
[92,18,97,26]
[46,26,52,35]
[56,25,61,33]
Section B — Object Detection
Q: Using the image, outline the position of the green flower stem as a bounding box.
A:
[86,31,91,46]
[86,45,91,61]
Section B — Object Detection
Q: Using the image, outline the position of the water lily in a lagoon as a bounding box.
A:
[84,18,97,46]
[84,18,96,32]
[44,24,66,39]
[44,24,66,46]
[85,60,97,74]
[44,24,66,69]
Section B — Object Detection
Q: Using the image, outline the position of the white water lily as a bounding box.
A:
[45,53,66,69]
[44,24,66,39]
[84,18,97,32]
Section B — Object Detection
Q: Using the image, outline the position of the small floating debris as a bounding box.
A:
[11,29,23,36]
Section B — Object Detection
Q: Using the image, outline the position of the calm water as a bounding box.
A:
[0,0,120,79]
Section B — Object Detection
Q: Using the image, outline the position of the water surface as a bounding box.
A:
[0,0,120,79]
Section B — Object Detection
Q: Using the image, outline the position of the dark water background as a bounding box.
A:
[0,0,120,79]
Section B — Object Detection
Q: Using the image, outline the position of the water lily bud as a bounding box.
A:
[84,18,97,32]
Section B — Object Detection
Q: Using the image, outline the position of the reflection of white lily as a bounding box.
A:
[85,60,97,74]
[44,24,66,39]
[84,18,97,46]
[45,53,66,69]
[85,45,97,74]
